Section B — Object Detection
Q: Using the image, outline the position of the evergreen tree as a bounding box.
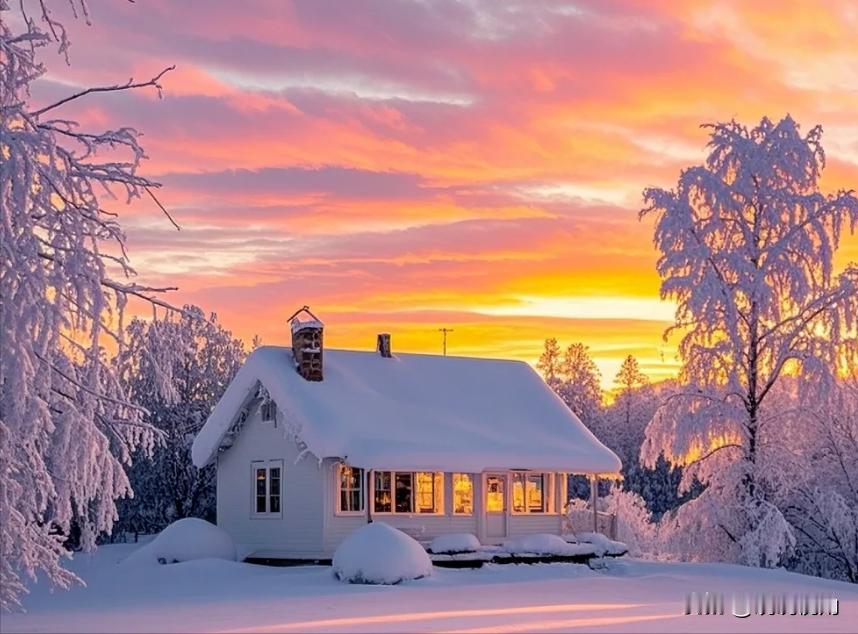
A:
[114,307,245,537]
[558,343,603,427]
[614,355,649,428]
[537,338,563,390]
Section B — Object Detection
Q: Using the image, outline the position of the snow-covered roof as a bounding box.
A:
[192,346,621,473]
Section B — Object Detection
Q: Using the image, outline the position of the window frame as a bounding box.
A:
[260,399,277,424]
[511,471,552,515]
[371,470,444,515]
[452,473,475,515]
[335,464,365,516]
[250,459,283,518]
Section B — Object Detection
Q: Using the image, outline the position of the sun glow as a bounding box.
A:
[679,431,744,467]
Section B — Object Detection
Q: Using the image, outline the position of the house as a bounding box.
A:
[192,308,621,561]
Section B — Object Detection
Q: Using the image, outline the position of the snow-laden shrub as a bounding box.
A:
[603,488,657,557]
[428,533,481,554]
[121,518,236,566]
[575,532,628,557]
[503,534,575,556]
[332,522,432,584]
[738,500,796,568]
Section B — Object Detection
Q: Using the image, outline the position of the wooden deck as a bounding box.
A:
[245,535,628,570]
[429,537,628,569]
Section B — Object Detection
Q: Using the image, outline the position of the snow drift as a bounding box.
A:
[503,534,578,556]
[332,522,432,584]
[122,518,236,566]
[576,532,629,557]
[428,533,481,554]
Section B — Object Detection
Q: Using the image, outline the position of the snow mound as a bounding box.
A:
[332,522,432,584]
[428,533,481,554]
[503,533,577,556]
[576,532,628,556]
[121,518,236,566]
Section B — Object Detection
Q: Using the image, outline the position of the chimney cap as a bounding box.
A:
[288,305,324,334]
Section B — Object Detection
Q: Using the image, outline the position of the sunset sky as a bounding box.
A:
[36,0,858,386]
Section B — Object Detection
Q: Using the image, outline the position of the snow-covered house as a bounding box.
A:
[192,308,621,561]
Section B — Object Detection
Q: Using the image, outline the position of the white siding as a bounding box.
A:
[216,410,325,559]
[506,514,564,538]
[218,422,571,559]
[321,459,367,555]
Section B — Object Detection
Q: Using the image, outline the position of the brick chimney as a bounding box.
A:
[288,306,324,381]
[377,333,392,358]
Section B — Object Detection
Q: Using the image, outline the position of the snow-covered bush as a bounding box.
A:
[428,533,481,554]
[121,519,236,566]
[503,534,575,556]
[576,532,628,557]
[737,500,795,569]
[602,487,657,557]
[332,523,432,584]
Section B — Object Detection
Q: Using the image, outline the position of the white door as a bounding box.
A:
[484,473,507,541]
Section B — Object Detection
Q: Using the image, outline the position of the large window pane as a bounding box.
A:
[255,468,267,513]
[338,466,364,512]
[395,472,413,513]
[374,471,392,512]
[527,474,545,512]
[416,472,440,513]
[512,473,526,512]
[453,473,473,514]
[486,475,505,512]
[269,467,281,513]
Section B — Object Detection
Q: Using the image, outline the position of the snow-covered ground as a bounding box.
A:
[4,542,855,633]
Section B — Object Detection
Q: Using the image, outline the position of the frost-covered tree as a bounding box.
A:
[640,116,858,567]
[114,307,245,537]
[776,377,858,581]
[537,338,563,390]
[0,1,176,608]
[557,343,603,426]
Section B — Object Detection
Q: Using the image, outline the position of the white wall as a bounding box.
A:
[217,412,575,559]
[216,408,325,559]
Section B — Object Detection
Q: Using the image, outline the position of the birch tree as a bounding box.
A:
[639,115,858,566]
[1,1,176,608]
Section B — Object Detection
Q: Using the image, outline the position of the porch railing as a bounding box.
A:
[564,509,617,540]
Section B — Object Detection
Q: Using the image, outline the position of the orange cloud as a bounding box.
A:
[36,0,858,387]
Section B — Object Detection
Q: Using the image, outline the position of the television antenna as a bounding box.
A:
[438,328,454,356]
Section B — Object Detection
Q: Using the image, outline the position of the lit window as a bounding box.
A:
[374,471,392,512]
[416,472,443,514]
[255,467,267,513]
[512,473,549,513]
[252,460,283,515]
[338,466,364,513]
[486,475,505,512]
[453,473,473,514]
[527,474,545,512]
[372,471,442,514]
